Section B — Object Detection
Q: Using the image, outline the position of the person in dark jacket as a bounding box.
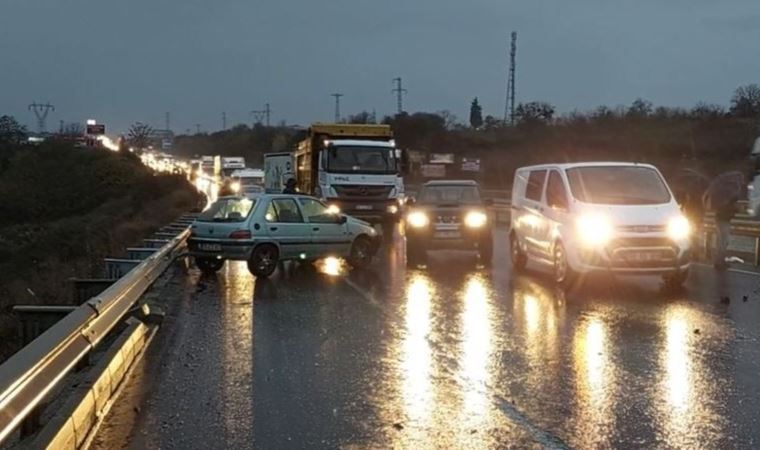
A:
[282,178,297,194]
[712,194,739,270]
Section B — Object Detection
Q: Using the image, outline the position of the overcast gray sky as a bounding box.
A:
[2,0,759,134]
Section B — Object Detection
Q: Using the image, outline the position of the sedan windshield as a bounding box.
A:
[418,185,481,204]
[198,197,255,222]
[566,166,671,205]
[327,146,396,174]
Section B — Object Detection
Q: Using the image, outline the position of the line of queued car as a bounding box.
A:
[188,161,693,289]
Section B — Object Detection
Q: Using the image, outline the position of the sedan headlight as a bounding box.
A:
[230,181,241,192]
[407,211,429,228]
[667,216,691,240]
[576,214,613,246]
[464,211,488,228]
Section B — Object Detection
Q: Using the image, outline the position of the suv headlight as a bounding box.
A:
[407,211,429,228]
[576,214,613,246]
[464,211,488,228]
[667,216,691,240]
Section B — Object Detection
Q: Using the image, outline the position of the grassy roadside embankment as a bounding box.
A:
[0,142,201,361]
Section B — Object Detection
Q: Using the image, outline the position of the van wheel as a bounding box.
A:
[554,242,576,288]
[248,245,278,278]
[510,234,527,272]
[196,257,224,273]
[349,236,374,269]
[406,238,427,267]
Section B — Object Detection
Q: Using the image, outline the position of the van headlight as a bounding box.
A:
[667,216,691,240]
[576,214,613,246]
[407,211,429,228]
[464,211,488,228]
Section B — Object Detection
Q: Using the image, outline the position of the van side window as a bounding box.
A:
[525,170,547,201]
[546,170,569,209]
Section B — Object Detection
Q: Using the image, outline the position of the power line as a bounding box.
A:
[504,31,518,125]
[331,93,343,123]
[392,77,407,114]
[28,102,55,133]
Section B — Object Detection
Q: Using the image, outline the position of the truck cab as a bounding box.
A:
[293,124,405,235]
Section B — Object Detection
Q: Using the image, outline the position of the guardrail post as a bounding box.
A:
[703,229,713,261]
[754,237,760,266]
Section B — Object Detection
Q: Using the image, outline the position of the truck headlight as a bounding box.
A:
[407,211,429,228]
[387,204,399,214]
[667,216,690,240]
[576,214,613,247]
[464,211,487,228]
[230,181,241,192]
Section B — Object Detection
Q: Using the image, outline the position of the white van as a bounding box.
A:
[510,162,691,287]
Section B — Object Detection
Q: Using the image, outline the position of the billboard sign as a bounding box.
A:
[461,158,481,172]
[421,164,446,178]
[86,124,106,135]
[429,153,455,164]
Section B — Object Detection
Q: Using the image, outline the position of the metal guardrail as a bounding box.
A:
[0,227,190,444]
[703,216,760,265]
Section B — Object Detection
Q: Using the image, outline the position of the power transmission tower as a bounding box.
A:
[195,124,201,134]
[222,112,227,131]
[331,93,343,122]
[504,31,517,125]
[28,102,55,133]
[165,112,171,131]
[251,103,272,127]
[392,77,407,114]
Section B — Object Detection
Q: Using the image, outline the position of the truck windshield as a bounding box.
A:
[327,146,396,174]
[566,166,671,205]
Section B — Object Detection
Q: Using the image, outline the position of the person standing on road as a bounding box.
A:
[712,194,738,270]
[283,178,297,194]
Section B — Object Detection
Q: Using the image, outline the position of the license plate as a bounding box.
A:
[434,231,461,239]
[356,205,373,210]
[627,251,663,261]
[198,243,222,252]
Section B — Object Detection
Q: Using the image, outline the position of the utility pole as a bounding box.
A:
[195,124,201,134]
[165,112,171,132]
[504,31,517,125]
[28,102,55,133]
[59,120,64,134]
[392,77,407,114]
[222,112,227,131]
[331,93,343,123]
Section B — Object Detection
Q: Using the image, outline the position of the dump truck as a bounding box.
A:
[293,123,405,234]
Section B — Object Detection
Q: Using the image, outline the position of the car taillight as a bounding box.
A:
[229,230,252,239]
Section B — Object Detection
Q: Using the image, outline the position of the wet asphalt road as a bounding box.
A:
[94,229,760,449]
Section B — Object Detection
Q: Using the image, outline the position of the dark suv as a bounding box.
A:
[405,180,493,266]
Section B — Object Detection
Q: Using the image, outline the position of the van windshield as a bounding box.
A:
[198,197,255,222]
[566,166,671,205]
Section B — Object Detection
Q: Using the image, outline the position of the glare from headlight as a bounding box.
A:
[407,211,429,228]
[387,204,399,214]
[667,216,691,240]
[327,204,341,214]
[464,211,487,228]
[230,181,241,192]
[576,214,613,246]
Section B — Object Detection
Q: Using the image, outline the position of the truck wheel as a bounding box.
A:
[406,239,427,267]
[510,234,527,272]
[248,245,279,278]
[479,234,493,267]
[382,221,395,240]
[349,236,374,269]
[196,257,224,273]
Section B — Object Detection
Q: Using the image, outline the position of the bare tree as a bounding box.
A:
[127,122,154,150]
[730,84,760,117]
[691,101,725,119]
[627,98,653,118]
[515,102,555,125]
[62,122,84,137]
[0,115,27,144]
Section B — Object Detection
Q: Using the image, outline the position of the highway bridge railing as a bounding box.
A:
[0,218,193,445]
